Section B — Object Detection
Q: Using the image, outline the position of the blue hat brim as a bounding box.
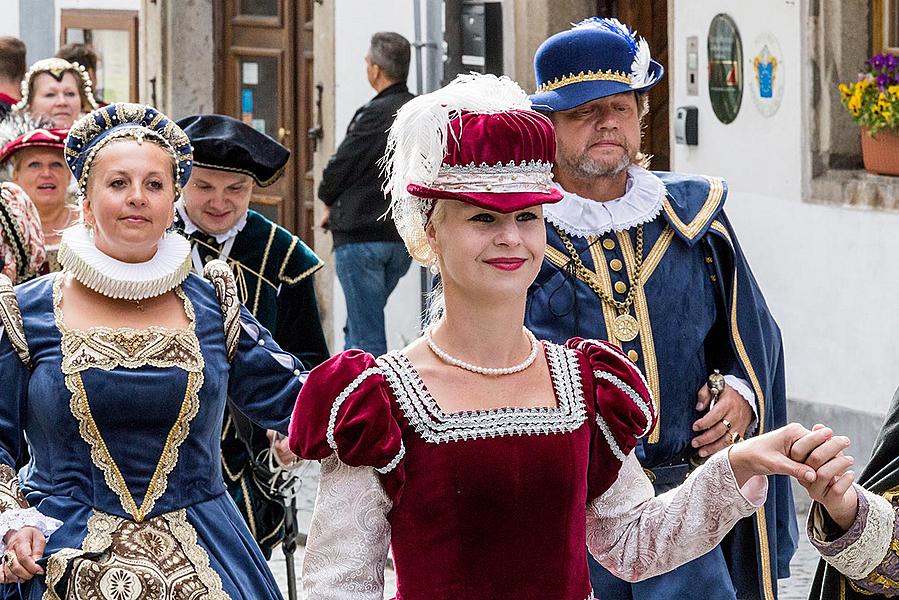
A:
[529,60,664,113]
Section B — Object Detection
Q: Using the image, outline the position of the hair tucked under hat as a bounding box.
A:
[383,73,561,265]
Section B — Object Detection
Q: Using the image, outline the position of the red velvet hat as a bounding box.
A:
[405,109,562,212]
[0,127,68,164]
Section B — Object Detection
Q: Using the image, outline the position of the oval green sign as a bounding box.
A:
[708,14,743,124]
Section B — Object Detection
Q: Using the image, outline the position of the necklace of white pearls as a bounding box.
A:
[424,326,540,376]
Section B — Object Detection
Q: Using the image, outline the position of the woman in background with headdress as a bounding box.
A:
[12,58,98,128]
[0,181,45,283]
[0,103,304,599]
[0,117,76,271]
[288,74,853,599]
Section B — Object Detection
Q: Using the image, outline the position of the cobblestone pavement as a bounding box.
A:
[267,467,818,599]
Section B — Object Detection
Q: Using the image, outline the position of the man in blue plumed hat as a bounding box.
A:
[525,18,796,600]
[173,114,329,561]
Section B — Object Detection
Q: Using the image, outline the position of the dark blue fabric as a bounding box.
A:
[526,172,796,600]
[0,272,303,599]
[334,241,412,356]
[529,18,664,113]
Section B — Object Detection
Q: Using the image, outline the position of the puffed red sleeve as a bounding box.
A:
[288,349,405,496]
[566,338,656,501]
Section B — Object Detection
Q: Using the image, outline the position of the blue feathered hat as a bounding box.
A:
[530,17,664,112]
[65,103,193,196]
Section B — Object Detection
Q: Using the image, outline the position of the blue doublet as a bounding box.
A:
[526,172,796,600]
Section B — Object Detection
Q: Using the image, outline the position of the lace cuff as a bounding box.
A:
[809,487,894,581]
[0,507,63,553]
[587,449,762,582]
[302,455,391,599]
[723,374,758,435]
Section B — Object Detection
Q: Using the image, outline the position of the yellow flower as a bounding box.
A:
[889,85,899,98]
[839,83,851,96]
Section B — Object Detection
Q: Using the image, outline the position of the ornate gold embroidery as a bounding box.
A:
[536,68,632,93]
[54,275,205,523]
[0,464,27,510]
[67,371,201,522]
[203,259,240,363]
[252,224,278,315]
[0,273,30,367]
[43,510,229,600]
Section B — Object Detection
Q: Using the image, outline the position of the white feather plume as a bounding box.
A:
[631,36,657,89]
[381,73,531,263]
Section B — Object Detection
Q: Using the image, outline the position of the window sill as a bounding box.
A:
[809,169,899,211]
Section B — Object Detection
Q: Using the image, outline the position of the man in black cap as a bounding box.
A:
[175,114,329,558]
[319,31,415,355]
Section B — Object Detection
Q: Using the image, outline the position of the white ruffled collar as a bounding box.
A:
[57,224,192,300]
[544,166,666,238]
[175,200,248,244]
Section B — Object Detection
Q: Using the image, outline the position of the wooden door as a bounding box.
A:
[596,0,670,170]
[216,0,316,244]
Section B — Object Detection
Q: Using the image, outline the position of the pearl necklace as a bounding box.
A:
[425,327,540,376]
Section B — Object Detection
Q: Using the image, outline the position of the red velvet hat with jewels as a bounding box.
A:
[0,127,68,165]
[405,109,562,212]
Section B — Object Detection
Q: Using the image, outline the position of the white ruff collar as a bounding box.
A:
[175,200,248,244]
[57,224,192,300]
[544,165,666,238]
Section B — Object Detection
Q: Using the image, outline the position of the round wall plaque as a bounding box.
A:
[707,14,743,124]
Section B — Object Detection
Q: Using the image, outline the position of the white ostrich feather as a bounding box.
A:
[381,73,531,263]
[0,113,55,151]
[631,36,657,89]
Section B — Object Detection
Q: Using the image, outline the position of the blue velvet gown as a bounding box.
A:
[0,272,304,599]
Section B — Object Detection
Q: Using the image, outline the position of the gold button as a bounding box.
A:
[705,256,714,264]
[602,239,616,251]
[627,350,639,362]
[614,281,627,294]
[609,258,623,271]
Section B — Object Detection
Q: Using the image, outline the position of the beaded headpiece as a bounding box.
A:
[65,103,193,197]
[12,57,99,114]
[384,73,562,264]
[530,17,664,112]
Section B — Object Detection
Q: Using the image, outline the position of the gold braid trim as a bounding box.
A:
[536,69,633,93]
[0,464,27,510]
[0,273,30,367]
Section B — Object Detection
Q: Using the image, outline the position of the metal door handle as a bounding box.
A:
[278,127,292,143]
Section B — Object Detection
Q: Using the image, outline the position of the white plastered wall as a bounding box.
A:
[671,0,899,415]
[0,0,19,37]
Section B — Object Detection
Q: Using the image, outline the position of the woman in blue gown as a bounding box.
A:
[0,103,304,599]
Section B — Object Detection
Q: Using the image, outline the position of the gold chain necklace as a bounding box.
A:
[555,224,644,342]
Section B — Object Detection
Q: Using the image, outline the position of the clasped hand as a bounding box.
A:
[0,527,44,583]
[729,423,859,530]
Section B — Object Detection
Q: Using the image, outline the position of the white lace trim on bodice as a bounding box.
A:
[544,165,666,238]
[376,341,587,443]
[0,507,63,554]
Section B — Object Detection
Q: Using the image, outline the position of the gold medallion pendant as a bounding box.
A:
[613,313,640,342]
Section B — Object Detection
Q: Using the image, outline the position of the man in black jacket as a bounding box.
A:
[319,31,415,355]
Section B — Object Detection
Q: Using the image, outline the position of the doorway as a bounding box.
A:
[216,0,317,245]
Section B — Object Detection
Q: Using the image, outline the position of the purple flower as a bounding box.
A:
[888,54,898,69]
[871,54,886,70]
[877,73,892,89]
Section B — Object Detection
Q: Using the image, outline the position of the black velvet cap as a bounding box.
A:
[176,114,290,187]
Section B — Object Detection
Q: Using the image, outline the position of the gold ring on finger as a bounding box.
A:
[730,432,743,445]
[722,419,732,431]
[3,550,15,567]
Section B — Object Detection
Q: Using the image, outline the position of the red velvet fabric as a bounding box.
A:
[0,127,68,164]
[406,110,563,212]
[288,340,655,599]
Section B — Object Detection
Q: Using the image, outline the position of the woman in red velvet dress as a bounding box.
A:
[288,74,853,600]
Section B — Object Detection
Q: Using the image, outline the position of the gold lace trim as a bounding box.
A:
[0,273,30,367]
[536,68,632,93]
[66,370,202,522]
[54,274,205,522]
[0,464,27,510]
[43,510,229,600]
